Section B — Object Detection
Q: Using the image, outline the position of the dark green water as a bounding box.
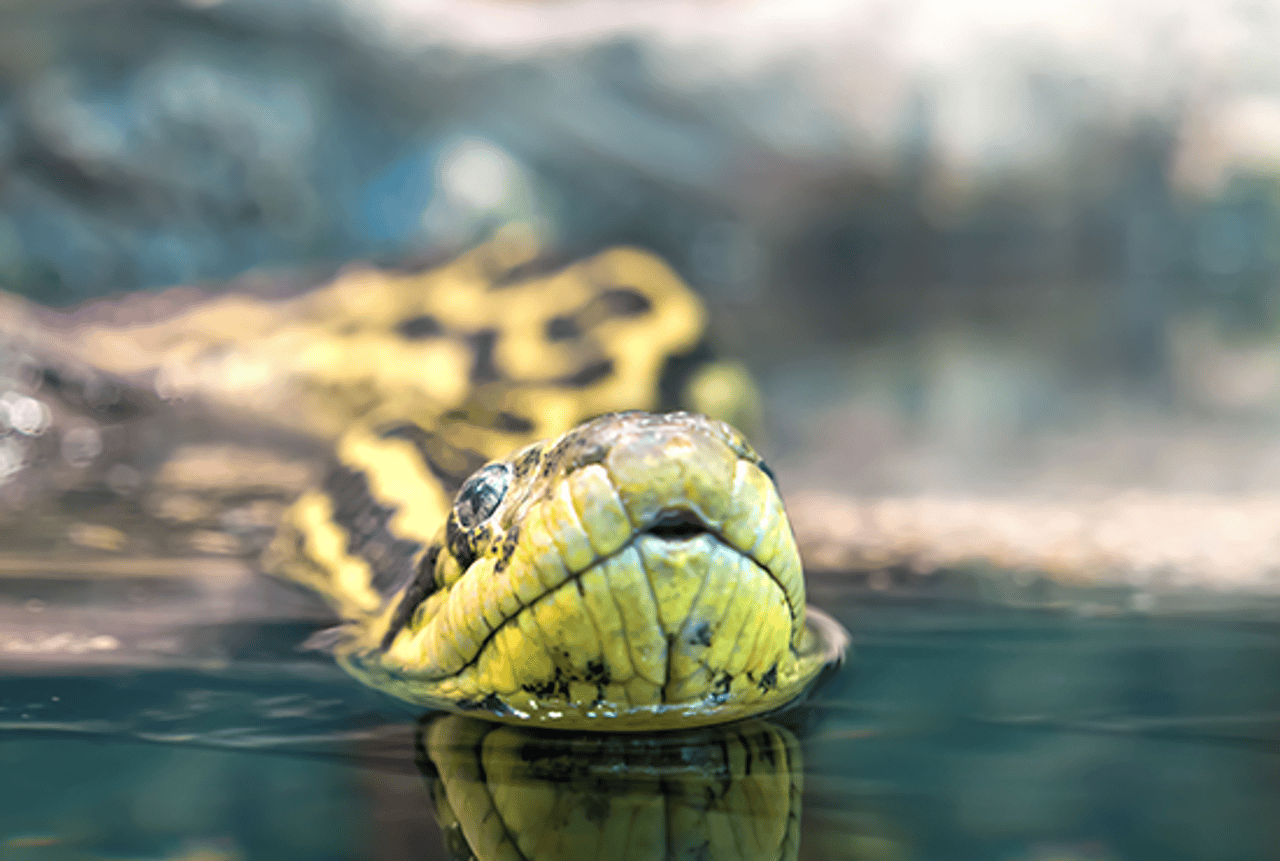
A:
[1,588,1277,861]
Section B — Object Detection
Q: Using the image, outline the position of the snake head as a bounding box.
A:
[370,411,835,729]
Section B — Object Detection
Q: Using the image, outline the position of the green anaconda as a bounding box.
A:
[0,235,846,730]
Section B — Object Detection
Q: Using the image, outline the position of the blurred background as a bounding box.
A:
[9,0,1280,504]
[2,1,1280,859]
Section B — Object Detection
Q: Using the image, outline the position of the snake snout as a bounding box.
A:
[645,508,710,540]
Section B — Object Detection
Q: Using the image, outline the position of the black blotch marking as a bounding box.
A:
[688,622,713,647]
[758,663,778,691]
[467,329,501,384]
[518,744,584,783]
[494,412,534,434]
[715,737,732,792]
[596,287,652,318]
[757,737,778,769]
[322,463,423,597]
[378,422,489,496]
[521,677,559,699]
[521,666,572,700]
[513,447,543,481]
[539,432,579,480]
[493,524,520,574]
[709,673,732,705]
[516,741,555,765]
[545,315,579,341]
[656,338,716,412]
[539,457,556,481]
[584,660,609,684]
[542,287,651,344]
[395,314,443,340]
[381,543,441,650]
[446,517,489,573]
[455,692,511,715]
[554,358,613,388]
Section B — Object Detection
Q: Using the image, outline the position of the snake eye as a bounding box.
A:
[454,463,511,528]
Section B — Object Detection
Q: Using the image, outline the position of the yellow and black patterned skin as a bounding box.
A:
[5,235,843,730]
[272,410,834,729]
[53,233,723,445]
[417,714,802,861]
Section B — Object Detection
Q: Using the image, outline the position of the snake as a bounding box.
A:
[0,233,847,730]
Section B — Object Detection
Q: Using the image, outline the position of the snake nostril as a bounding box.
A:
[646,509,708,540]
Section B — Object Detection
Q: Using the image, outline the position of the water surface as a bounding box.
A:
[1,578,1277,861]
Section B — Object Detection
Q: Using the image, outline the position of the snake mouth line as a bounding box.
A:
[644,508,712,541]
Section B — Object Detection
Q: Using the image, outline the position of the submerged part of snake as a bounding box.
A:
[0,236,847,730]
[417,714,803,861]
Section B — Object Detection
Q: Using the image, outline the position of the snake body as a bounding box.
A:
[1,237,845,729]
